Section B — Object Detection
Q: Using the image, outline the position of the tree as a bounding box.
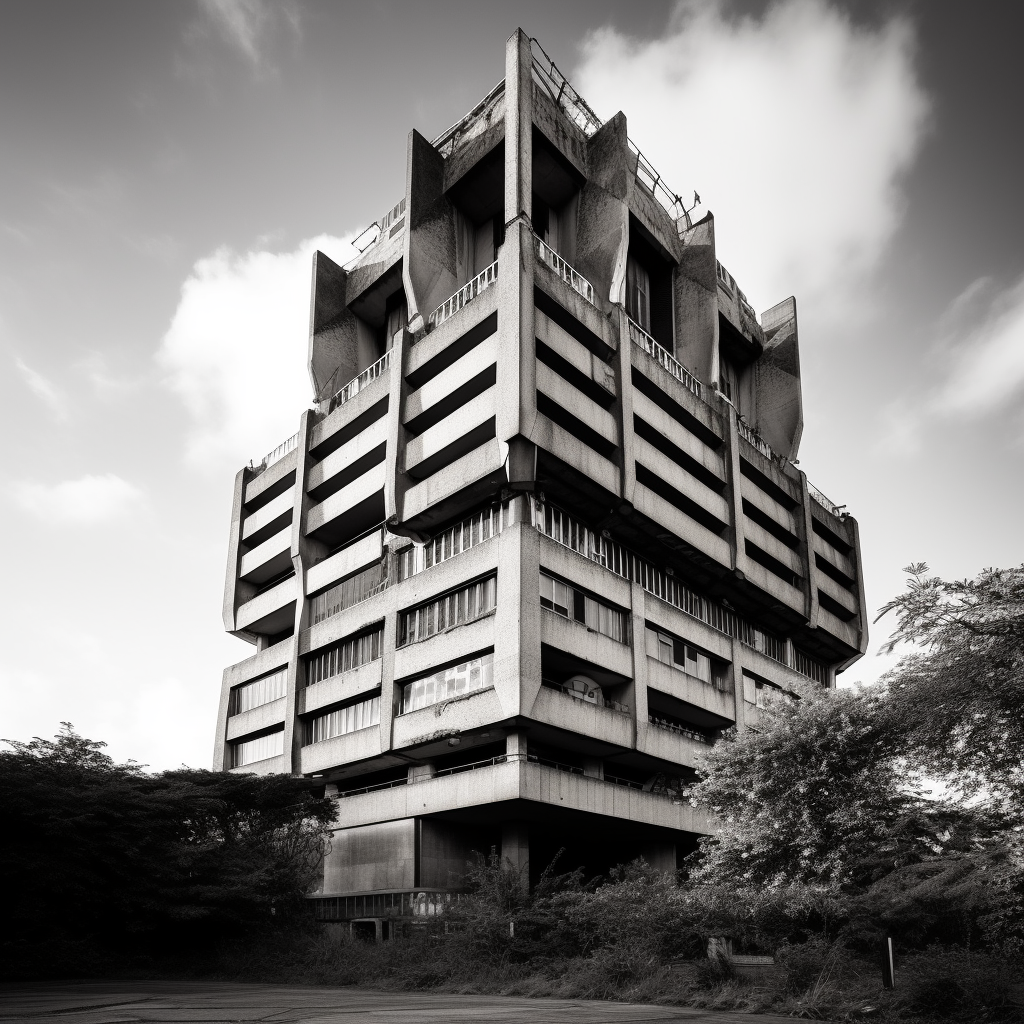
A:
[877,563,1024,814]
[0,725,336,978]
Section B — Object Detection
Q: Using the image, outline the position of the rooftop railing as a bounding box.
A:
[808,483,847,519]
[737,418,776,461]
[250,432,299,475]
[431,79,506,158]
[317,349,393,416]
[628,318,703,399]
[536,238,595,305]
[427,261,498,330]
[341,198,407,271]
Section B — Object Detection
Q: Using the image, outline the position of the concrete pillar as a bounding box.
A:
[504,29,533,228]
[616,307,637,506]
[222,467,250,632]
[501,820,530,876]
[629,581,650,749]
[722,402,750,581]
[506,728,528,759]
[383,327,412,529]
[796,469,820,630]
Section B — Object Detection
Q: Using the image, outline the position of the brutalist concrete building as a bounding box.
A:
[215,31,866,934]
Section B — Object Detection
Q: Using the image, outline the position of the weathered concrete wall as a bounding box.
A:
[755,296,803,461]
[323,819,416,894]
[674,213,718,388]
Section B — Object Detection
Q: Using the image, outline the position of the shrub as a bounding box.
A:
[896,945,1016,1018]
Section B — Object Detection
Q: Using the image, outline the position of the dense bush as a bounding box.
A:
[896,946,1017,1018]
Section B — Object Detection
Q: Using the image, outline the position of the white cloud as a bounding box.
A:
[573,0,929,320]
[196,0,299,66]
[157,234,357,471]
[11,474,144,525]
[14,357,66,418]
[935,273,1024,417]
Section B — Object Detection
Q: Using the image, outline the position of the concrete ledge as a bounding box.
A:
[526,685,633,749]
[310,376,390,451]
[638,720,711,768]
[242,489,295,543]
[531,414,620,496]
[300,725,382,775]
[392,685,504,750]
[646,658,734,721]
[306,531,384,596]
[226,697,288,741]
[393,613,496,684]
[301,660,384,716]
[307,464,387,535]
[540,610,633,679]
[635,438,730,525]
[632,484,732,568]
[223,640,292,686]
[335,759,713,834]
[228,752,287,776]
[238,526,292,583]
[236,575,297,633]
[308,417,388,494]
[243,449,298,507]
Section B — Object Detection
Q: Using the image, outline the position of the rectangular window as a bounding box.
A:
[396,504,510,581]
[306,628,383,687]
[231,729,284,767]
[647,627,720,685]
[306,695,381,745]
[230,667,287,716]
[397,576,496,647]
[541,572,627,644]
[399,652,494,715]
[310,560,387,626]
[626,255,651,332]
[742,671,792,708]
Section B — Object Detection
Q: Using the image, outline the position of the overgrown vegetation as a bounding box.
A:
[2,564,1022,1019]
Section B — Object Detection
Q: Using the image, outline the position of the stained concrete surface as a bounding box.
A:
[0,981,799,1024]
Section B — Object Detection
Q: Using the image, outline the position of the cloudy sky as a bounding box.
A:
[2,0,1022,769]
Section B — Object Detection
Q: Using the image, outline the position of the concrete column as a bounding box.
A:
[506,728,528,759]
[286,408,319,775]
[505,519,542,718]
[384,327,412,530]
[378,594,400,755]
[616,307,637,506]
[629,581,649,750]
[722,403,750,581]
[729,636,747,733]
[501,820,530,876]
[504,29,533,228]
[211,666,234,771]
[796,469,820,629]
[222,467,250,632]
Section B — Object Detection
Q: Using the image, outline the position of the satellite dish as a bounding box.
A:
[564,674,603,705]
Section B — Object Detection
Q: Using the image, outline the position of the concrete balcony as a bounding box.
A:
[739,475,800,537]
[307,416,387,499]
[306,463,386,541]
[527,685,633,748]
[743,520,803,578]
[427,261,497,330]
[393,613,496,684]
[404,388,496,480]
[226,696,287,741]
[536,307,616,402]
[310,359,391,452]
[645,657,734,722]
[243,446,297,508]
[306,530,384,596]
[392,685,504,750]
[632,389,725,481]
[229,752,287,776]
[402,438,505,528]
[634,437,730,527]
[238,525,292,584]
[536,361,619,448]
[531,414,620,496]
[740,557,805,616]
[640,717,711,768]
[235,573,297,635]
[300,725,382,775]
[632,479,731,568]
[301,660,383,716]
[404,333,498,430]
[242,488,294,547]
[540,610,633,680]
[816,571,858,618]
[334,755,713,835]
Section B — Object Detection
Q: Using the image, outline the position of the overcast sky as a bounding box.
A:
[2,0,1022,769]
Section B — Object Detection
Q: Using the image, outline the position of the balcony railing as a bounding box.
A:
[737,418,776,461]
[318,349,393,416]
[648,714,710,745]
[628,318,703,399]
[428,261,498,330]
[531,498,829,685]
[251,432,299,475]
[808,483,846,519]
[536,238,595,305]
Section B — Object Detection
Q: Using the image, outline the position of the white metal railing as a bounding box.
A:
[537,238,595,305]
[808,483,846,519]
[737,418,776,461]
[318,349,392,416]
[427,261,498,330]
[252,432,298,474]
[628,318,703,399]
[341,198,407,271]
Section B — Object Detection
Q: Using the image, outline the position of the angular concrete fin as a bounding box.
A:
[308,250,358,402]
[404,129,458,329]
[576,112,630,305]
[674,211,719,388]
[755,296,804,460]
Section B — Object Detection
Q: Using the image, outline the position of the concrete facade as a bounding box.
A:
[215,31,866,927]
